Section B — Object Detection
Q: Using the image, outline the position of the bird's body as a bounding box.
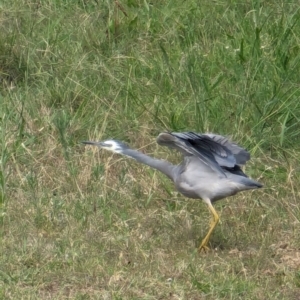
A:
[82,132,262,251]
[174,156,260,202]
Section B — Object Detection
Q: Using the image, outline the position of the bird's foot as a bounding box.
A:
[198,240,210,253]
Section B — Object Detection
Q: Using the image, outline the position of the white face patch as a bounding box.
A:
[101,140,123,153]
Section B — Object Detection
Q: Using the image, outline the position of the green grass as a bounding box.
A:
[1,0,300,298]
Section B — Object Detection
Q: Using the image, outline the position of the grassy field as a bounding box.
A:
[1,0,300,299]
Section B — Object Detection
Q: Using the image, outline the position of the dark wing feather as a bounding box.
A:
[222,165,248,177]
[205,133,250,165]
[157,132,250,174]
[176,132,236,167]
[157,132,225,174]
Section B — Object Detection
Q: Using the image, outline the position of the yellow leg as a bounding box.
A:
[198,202,220,252]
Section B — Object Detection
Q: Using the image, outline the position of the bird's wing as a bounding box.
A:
[156,132,224,174]
[157,132,250,174]
[204,133,250,165]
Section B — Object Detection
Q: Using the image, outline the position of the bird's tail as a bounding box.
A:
[242,177,263,189]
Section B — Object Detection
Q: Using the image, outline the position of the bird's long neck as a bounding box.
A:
[122,148,176,181]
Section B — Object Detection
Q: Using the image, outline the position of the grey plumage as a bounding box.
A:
[82,132,262,251]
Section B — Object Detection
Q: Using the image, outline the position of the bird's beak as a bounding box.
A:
[81,141,106,147]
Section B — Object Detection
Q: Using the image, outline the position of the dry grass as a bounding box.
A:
[2,127,300,299]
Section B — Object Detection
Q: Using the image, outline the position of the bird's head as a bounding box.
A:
[81,139,128,154]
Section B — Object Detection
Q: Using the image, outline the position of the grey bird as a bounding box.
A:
[82,132,262,251]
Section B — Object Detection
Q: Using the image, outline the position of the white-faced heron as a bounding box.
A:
[82,132,262,251]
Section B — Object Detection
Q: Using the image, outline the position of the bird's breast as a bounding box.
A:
[175,181,201,199]
[174,175,239,201]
